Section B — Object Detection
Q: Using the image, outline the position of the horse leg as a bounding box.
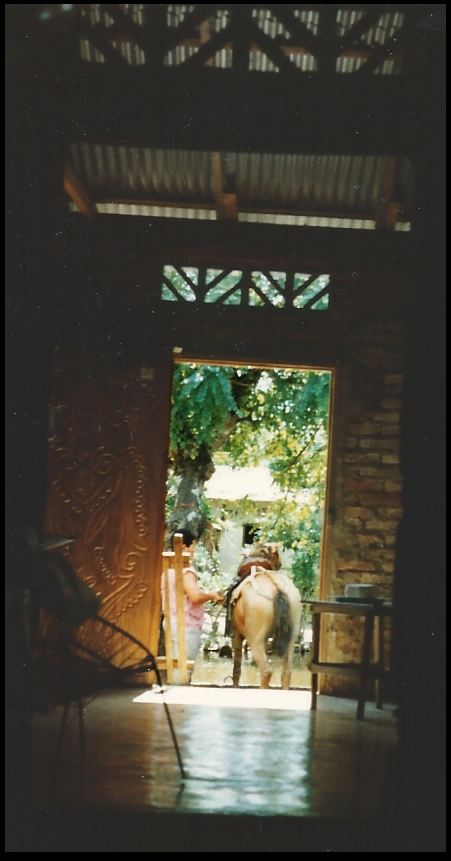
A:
[251,643,273,689]
[232,631,244,687]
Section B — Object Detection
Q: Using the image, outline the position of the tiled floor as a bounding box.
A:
[23,683,407,850]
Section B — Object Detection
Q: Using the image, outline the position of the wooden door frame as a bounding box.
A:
[165,349,337,621]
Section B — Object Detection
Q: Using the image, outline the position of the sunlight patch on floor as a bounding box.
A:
[133,686,312,711]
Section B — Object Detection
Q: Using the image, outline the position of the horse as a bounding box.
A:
[228,543,302,690]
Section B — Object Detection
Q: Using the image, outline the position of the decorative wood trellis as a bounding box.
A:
[77,5,413,76]
[162,265,330,309]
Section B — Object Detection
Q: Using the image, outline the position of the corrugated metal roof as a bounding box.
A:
[226,153,387,215]
[70,145,215,203]
[68,144,413,228]
[87,202,216,220]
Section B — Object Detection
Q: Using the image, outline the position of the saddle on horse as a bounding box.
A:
[224,557,274,637]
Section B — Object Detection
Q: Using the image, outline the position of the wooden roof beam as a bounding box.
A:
[63,162,97,220]
[95,28,403,64]
[211,152,238,221]
[199,19,238,221]
[375,157,399,229]
[69,214,412,276]
[90,196,408,226]
[65,66,414,155]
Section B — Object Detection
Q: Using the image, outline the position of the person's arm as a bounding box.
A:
[183,569,223,605]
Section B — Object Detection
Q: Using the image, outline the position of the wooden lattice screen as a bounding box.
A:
[162,266,330,310]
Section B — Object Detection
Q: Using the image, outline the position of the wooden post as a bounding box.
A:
[310,610,321,710]
[357,610,375,721]
[173,533,188,684]
[162,552,175,684]
[375,611,385,710]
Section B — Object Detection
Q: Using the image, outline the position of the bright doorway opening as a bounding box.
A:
[164,361,333,687]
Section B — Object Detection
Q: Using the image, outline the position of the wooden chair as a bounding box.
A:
[36,612,186,789]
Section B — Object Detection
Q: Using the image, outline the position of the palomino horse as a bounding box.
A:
[229,543,302,690]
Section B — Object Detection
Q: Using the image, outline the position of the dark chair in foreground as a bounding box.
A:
[38,613,186,793]
[9,527,186,792]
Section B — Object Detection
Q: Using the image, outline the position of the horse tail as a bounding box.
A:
[271,590,292,657]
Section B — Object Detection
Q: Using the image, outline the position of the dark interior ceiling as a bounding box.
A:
[14,3,433,232]
[59,4,420,230]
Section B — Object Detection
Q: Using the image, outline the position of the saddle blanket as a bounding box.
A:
[230,567,291,605]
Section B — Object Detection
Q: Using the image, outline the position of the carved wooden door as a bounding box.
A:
[44,357,172,665]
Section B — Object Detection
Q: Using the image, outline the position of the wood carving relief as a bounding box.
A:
[44,362,170,663]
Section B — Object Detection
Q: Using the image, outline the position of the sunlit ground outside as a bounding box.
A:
[191,641,312,689]
[135,641,314,710]
[134,686,312,711]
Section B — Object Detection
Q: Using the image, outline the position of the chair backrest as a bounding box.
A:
[35,611,161,713]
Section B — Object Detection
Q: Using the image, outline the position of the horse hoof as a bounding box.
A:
[260,674,272,689]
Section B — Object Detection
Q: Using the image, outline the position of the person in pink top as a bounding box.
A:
[161,529,223,679]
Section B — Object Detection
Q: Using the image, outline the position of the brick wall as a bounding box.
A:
[322,289,406,696]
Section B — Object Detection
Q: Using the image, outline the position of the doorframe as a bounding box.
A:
[166,351,337,617]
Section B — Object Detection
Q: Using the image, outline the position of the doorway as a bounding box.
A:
[164,359,333,686]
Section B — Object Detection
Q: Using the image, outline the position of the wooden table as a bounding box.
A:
[306,599,393,720]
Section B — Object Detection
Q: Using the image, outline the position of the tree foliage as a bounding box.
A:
[169,365,243,478]
[169,364,329,481]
